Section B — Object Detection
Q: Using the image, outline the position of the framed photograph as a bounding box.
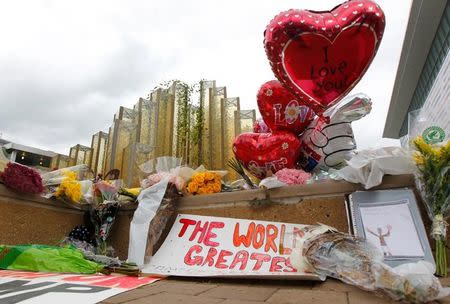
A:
[348,189,434,267]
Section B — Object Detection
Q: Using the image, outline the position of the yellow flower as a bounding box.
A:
[56,179,82,202]
[125,188,141,196]
[412,152,424,165]
[413,137,435,157]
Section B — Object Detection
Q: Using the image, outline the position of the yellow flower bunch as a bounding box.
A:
[55,171,82,203]
[413,137,450,166]
[413,136,450,276]
[187,172,221,195]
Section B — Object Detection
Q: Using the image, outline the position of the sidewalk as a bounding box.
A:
[101,276,450,304]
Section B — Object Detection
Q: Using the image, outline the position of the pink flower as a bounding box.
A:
[275,168,311,185]
[141,173,185,192]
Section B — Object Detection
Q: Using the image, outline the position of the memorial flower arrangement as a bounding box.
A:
[413,137,450,277]
[186,172,221,195]
[0,162,44,194]
[91,181,121,256]
[55,171,82,202]
[275,168,311,185]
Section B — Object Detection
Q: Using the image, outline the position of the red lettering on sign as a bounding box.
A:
[253,224,265,249]
[292,227,304,249]
[284,257,297,273]
[233,222,255,247]
[202,247,218,267]
[189,221,209,244]
[250,253,271,271]
[215,250,233,269]
[229,250,249,271]
[178,218,196,237]
[184,245,203,266]
[279,224,292,254]
[265,224,278,253]
[269,257,284,272]
[204,221,224,247]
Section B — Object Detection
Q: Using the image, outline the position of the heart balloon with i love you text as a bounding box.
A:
[257,80,315,135]
[233,132,301,179]
[264,0,385,115]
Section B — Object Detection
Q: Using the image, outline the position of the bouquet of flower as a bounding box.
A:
[55,171,83,202]
[275,168,311,185]
[0,162,44,194]
[91,181,121,256]
[412,137,450,276]
[41,165,94,204]
[186,172,221,195]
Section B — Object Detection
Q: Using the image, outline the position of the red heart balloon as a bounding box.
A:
[257,80,315,135]
[233,132,301,179]
[253,118,271,133]
[264,0,385,115]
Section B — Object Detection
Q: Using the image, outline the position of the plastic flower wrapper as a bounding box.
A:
[408,110,450,276]
[139,157,185,191]
[129,157,183,266]
[91,180,121,256]
[52,171,93,204]
[299,93,372,172]
[41,164,93,186]
[93,180,121,204]
[0,162,44,194]
[412,137,450,276]
[41,165,94,203]
[290,225,450,303]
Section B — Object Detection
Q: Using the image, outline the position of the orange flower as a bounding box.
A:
[204,172,214,181]
[192,173,205,185]
[212,183,221,193]
[187,181,198,194]
[197,187,207,195]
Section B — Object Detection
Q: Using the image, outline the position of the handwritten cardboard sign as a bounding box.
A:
[0,270,161,304]
[143,214,321,280]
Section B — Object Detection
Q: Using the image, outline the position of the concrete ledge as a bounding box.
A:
[0,175,419,260]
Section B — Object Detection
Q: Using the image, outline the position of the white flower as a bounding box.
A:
[284,103,300,124]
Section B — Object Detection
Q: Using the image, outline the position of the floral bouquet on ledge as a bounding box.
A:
[412,137,450,277]
[91,180,121,256]
[0,162,44,194]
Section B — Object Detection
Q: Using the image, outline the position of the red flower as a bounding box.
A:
[0,162,44,194]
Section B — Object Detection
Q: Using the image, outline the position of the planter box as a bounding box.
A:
[0,175,431,261]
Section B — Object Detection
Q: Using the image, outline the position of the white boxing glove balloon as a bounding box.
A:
[299,93,372,172]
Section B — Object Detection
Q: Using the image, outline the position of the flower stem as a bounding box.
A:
[436,239,448,277]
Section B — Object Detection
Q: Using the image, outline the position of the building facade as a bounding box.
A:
[61,80,256,186]
[384,0,450,145]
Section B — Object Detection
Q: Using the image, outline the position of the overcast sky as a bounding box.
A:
[0,0,411,155]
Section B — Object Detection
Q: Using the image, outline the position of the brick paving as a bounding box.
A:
[100,276,450,304]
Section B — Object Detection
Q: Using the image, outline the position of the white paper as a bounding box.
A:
[360,200,424,258]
